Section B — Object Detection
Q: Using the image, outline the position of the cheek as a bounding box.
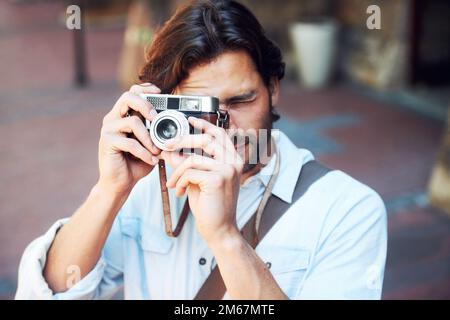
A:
[227,110,242,129]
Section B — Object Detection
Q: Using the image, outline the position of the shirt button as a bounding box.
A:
[199,257,207,266]
[266,262,272,269]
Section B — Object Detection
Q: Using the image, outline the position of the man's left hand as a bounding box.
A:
[162,117,244,244]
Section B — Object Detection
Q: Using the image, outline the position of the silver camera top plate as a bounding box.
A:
[139,93,219,113]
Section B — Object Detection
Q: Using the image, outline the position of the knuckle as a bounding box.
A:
[176,178,186,188]
[102,113,111,125]
[129,84,141,93]
[98,134,106,146]
[224,165,235,178]
[126,139,138,152]
[215,127,226,137]
[100,120,108,133]
[182,169,193,180]
[186,156,195,166]
[106,135,117,148]
[120,91,131,101]
[130,115,142,127]
[201,135,211,147]
[101,120,115,135]
[214,175,225,187]
[192,155,203,165]
[100,126,107,137]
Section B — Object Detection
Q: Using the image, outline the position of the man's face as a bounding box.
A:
[174,50,279,173]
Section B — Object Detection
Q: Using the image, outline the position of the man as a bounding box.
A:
[16,0,387,300]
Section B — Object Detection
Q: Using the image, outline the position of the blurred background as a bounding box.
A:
[1,0,449,299]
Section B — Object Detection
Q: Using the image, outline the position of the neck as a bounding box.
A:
[239,138,274,185]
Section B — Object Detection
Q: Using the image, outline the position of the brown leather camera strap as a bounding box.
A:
[158,159,190,237]
[158,110,229,238]
[194,159,332,300]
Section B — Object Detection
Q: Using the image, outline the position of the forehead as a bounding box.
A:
[175,50,263,98]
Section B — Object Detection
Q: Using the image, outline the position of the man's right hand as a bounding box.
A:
[97,83,162,197]
[43,83,163,293]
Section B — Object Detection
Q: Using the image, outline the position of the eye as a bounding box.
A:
[232,99,255,106]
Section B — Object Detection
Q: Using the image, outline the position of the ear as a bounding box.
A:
[269,77,280,106]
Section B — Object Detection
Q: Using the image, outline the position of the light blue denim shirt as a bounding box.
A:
[16,131,387,299]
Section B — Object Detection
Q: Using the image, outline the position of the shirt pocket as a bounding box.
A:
[261,246,310,298]
[120,217,174,255]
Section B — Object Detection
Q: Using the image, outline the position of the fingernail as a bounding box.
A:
[151,156,159,165]
[140,82,153,86]
[149,109,158,117]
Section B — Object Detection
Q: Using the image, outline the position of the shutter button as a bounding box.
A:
[199,257,207,266]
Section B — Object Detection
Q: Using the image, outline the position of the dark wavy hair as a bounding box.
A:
[139,0,285,121]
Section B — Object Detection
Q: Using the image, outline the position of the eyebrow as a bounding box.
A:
[223,90,257,105]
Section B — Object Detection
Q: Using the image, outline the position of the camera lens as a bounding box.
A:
[156,119,178,140]
[149,110,190,151]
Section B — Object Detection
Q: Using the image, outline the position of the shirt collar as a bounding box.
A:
[253,131,314,203]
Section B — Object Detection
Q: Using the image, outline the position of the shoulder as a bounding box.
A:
[293,164,385,211]
[307,168,387,243]
[285,164,387,244]
[320,169,386,216]
[275,132,386,240]
[319,169,384,203]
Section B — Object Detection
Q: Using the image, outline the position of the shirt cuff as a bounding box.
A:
[15,218,107,300]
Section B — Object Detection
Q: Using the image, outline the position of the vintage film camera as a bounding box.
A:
[139,93,229,151]
[137,93,229,237]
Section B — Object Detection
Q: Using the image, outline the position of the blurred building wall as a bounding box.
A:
[337,0,411,90]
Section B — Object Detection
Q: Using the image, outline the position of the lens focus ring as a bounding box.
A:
[149,110,190,151]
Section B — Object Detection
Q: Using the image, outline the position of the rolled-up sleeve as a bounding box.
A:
[15,217,124,300]
[296,184,388,300]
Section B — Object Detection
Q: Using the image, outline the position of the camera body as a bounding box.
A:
[139,93,229,151]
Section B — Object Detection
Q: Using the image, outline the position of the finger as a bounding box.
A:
[166,154,218,188]
[129,83,161,95]
[111,116,160,155]
[165,133,222,157]
[165,132,241,167]
[110,136,159,166]
[159,150,190,169]
[129,83,161,119]
[111,91,158,121]
[174,169,215,196]
[188,116,224,137]
[187,117,241,165]
[188,116,236,152]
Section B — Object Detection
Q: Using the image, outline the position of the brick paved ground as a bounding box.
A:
[0,1,449,299]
